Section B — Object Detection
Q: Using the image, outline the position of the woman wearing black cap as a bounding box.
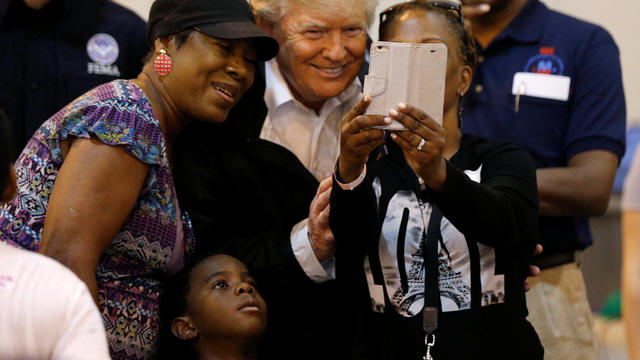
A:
[0,0,278,359]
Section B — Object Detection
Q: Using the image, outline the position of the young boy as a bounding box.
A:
[159,254,268,360]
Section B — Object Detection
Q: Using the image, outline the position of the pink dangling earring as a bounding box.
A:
[153,49,173,77]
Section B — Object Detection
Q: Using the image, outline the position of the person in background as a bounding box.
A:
[0,109,110,360]
[460,0,626,358]
[0,0,147,155]
[622,147,640,360]
[0,0,278,358]
[330,2,542,358]
[157,254,267,360]
[172,1,377,358]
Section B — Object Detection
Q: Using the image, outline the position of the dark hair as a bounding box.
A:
[143,28,194,64]
[378,2,477,70]
[0,109,12,194]
[379,1,477,128]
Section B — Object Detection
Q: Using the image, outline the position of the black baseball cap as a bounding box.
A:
[148,0,279,61]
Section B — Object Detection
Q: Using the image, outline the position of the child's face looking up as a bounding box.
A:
[183,254,267,340]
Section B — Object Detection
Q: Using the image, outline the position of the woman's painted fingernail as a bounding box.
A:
[398,102,408,109]
[364,94,371,102]
[384,117,392,124]
[389,108,399,116]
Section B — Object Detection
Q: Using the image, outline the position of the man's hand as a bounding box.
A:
[524,244,543,292]
[308,177,335,262]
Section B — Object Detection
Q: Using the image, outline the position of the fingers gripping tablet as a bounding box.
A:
[363,41,447,130]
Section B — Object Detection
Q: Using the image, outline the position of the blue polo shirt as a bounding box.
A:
[0,0,147,155]
[462,0,626,254]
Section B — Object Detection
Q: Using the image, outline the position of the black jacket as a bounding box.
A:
[330,135,544,359]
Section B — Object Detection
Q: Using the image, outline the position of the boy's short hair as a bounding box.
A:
[0,109,12,193]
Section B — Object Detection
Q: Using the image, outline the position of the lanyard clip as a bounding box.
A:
[423,306,438,334]
[423,333,436,360]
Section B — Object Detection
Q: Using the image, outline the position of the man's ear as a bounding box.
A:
[457,65,472,97]
[256,17,274,37]
[171,316,198,341]
[1,164,16,203]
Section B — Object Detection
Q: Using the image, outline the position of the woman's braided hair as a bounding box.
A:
[379,1,477,70]
[378,1,477,127]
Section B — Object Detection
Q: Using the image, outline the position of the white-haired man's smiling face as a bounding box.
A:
[262,0,368,112]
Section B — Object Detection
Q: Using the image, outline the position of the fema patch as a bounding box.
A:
[87,33,119,65]
[524,46,565,75]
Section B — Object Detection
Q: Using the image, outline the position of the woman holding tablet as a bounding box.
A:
[330,1,543,359]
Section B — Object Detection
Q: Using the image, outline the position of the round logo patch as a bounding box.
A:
[87,33,119,65]
[524,53,565,75]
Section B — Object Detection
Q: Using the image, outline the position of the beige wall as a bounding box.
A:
[112,0,151,20]
[114,0,639,126]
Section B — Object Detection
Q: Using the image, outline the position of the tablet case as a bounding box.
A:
[364,41,448,130]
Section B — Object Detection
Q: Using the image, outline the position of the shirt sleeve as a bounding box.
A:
[52,282,111,360]
[565,28,626,161]
[290,218,336,283]
[329,172,380,268]
[334,163,367,190]
[431,143,539,254]
[622,147,640,211]
[45,83,165,167]
[3,249,111,360]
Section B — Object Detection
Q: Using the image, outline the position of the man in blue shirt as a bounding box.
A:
[0,0,147,155]
[462,0,626,358]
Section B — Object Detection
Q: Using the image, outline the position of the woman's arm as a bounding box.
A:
[431,148,539,251]
[330,95,387,262]
[537,150,619,217]
[39,137,149,303]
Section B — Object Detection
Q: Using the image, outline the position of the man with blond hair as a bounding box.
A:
[174,1,378,359]
[248,0,376,277]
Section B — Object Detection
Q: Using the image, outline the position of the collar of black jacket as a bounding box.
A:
[0,0,106,26]
[1,0,62,25]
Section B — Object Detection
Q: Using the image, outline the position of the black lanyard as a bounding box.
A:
[423,204,443,335]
